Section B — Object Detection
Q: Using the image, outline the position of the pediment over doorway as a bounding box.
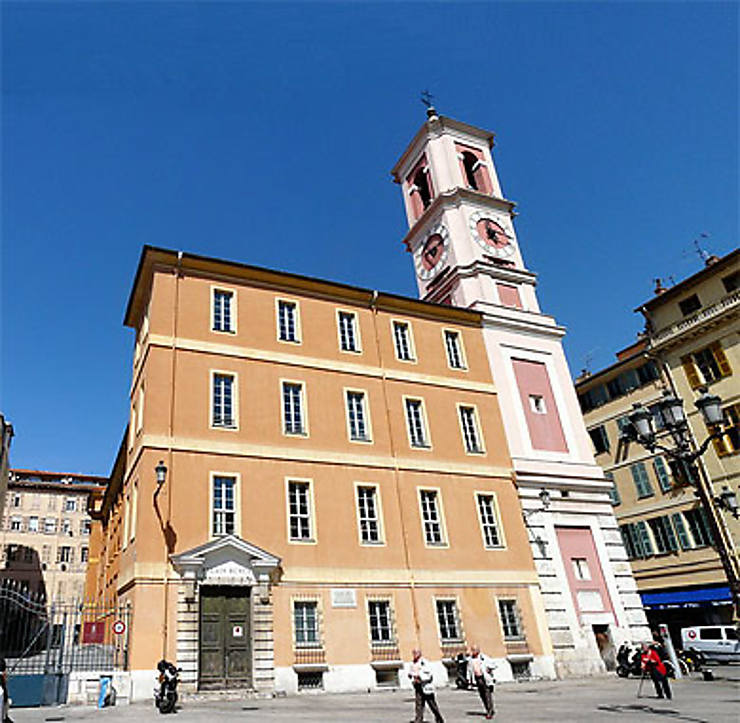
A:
[170,535,281,586]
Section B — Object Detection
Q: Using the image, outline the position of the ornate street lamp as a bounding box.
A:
[716,486,739,519]
[695,388,724,427]
[155,460,168,486]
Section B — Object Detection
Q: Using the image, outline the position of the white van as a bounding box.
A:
[681,626,740,662]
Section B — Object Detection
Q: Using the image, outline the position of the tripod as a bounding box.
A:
[636,670,648,699]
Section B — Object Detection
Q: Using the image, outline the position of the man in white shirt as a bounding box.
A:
[468,645,496,719]
[407,648,444,723]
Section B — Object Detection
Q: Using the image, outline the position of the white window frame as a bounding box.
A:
[10,516,22,532]
[457,403,486,454]
[286,477,316,544]
[434,596,464,644]
[336,309,362,354]
[210,370,239,430]
[211,285,237,334]
[417,487,448,548]
[497,597,524,641]
[391,319,417,363]
[281,379,309,437]
[529,394,547,414]
[210,472,240,538]
[136,383,145,433]
[475,491,506,549]
[292,596,322,649]
[366,596,396,646]
[28,516,39,533]
[129,480,138,542]
[345,388,373,444]
[442,328,467,371]
[276,297,302,344]
[123,492,131,550]
[354,482,385,546]
[572,557,591,581]
[64,498,76,512]
[403,396,432,450]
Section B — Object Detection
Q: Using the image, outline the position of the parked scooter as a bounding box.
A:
[154,659,180,714]
[616,643,642,678]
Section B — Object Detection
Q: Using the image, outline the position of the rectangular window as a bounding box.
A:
[476,493,503,547]
[346,391,371,442]
[277,300,299,343]
[405,398,429,448]
[671,512,692,550]
[498,599,522,640]
[435,599,461,642]
[636,520,654,556]
[620,525,636,558]
[392,321,415,361]
[605,472,621,506]
[293,601,319,647]
[41,545,51,563]
[212,475,236,536]
[81,546,89,563]
[684,508,713,547]
[444,330,466,370]
[81,519,91,536]
[10,516,22,531]
[722,271,739,293]
[648,516,678,554]
[212,288,234,333]
[630,462,654,498]
[678,294,701,316]
[368,600,393,644]
[44,518,56,534]
[212,373,236,428]
[65,498,76,512]
[288,480,313,542]
[61,519,71,535]
[459,406,483,453]
[356,485,381,544]
[713,403,740,457]
[419,489,445,546]
[572,557,591,580]
[59,546,72,563]
[588,425,610,455]
[28,516,39,533]
[338,311,359,353]
[282,382,306,435]
[12,493,21,507]
[683,343,732,388]
[653,457,672,492]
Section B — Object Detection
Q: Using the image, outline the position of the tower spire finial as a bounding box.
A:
[420,89,438,119]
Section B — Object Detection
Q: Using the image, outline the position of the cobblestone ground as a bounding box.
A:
[8,667,740,723]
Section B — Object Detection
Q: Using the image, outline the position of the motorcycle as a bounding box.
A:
[154,659,180,714]
[616,643,642,678]
[678,647,705,672]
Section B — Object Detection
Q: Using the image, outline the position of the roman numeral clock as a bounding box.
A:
[469,210,516,259]
[414,223,450,281]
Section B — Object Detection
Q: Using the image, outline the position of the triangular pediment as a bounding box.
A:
[170,535,280,585]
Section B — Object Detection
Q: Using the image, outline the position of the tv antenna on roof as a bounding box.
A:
[420,89,435,109]
[692,232,710,263]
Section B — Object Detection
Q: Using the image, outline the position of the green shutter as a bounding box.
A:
[698,508,716,545]
[653,458,672,492]
[662,516,678,552]
[628,523,645,558]
[636,521,653,556]
[671,513,692,550]
[631,463,654,498]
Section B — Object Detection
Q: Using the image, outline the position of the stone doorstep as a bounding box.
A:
[180,688,273,702]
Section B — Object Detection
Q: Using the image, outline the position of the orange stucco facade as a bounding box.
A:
[87,248,554,696]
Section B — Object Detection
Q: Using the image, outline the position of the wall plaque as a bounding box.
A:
[331,588,357,608]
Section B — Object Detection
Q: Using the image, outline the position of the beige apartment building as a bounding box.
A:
[576,249,739,638]
[1,469,105,603]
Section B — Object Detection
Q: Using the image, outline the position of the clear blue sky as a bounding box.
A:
[2,2,737,475]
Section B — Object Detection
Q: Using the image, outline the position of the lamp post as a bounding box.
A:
[620,387,740,618]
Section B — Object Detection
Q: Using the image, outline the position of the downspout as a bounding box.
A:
[369,290,421,640]
[161,251,183,658]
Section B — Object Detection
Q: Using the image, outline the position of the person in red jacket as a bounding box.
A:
[641,642,672,700]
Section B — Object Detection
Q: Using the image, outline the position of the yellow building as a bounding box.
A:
[87,247,554,698]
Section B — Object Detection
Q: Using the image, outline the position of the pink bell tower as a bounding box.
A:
[392,107,649,678]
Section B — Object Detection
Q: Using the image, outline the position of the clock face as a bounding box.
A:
[469,211,516,258]
[415,225,450,280]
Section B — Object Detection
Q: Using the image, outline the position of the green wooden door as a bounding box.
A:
[199,586,251,689]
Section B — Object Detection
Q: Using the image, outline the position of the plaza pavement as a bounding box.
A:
[8,667,739,723]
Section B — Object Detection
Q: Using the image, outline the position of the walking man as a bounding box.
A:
[468,645,496,719]
[408,648,444,723]
[641,642,672,700]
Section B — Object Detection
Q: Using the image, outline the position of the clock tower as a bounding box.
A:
[392,108,649,677]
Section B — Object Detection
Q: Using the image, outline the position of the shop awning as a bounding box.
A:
[641,586,732,608]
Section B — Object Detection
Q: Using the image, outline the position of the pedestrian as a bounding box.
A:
[468,645,496,719]
[407,648,444,723]
[641,641,672,700]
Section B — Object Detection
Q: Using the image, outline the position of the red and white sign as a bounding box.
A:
[687,629,697,640]
[112,619,126,635]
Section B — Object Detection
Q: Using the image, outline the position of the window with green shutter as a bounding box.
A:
[648,516,678,554]
[606,472,621,506]
[636,520,654,556]
[671,513,692,551]
[653,457,672,493]
[631,462,654,498]
[620,525,638,559]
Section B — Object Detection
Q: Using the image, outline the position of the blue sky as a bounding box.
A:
[2,2,737,475]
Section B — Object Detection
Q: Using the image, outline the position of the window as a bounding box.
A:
[406,156,434,219]
[41,545,51,563]
[682,343,732,388]
[28,516,39,533]
[81,519,91,536]
[61,519,71,535]
[605,472,621,506]
[498,599,522,640]
[459,406,483,454]
[392,321,415,361]
[356,485,381,544]
[12,493,21,507]
[10,516,22,531]
[648,516,678,554]
[671,512,692,550]
[436,599,462,642]
[212,476,236,536]
[80,546,89,563]
[277,300,299,343]
[620,521,653,559]
[678,294,701,316]
[65,498,76,512]
[419,489,445,546]
[212,288,234,333]
[346,391,371,442]
[588,425,610,455]
[630,462,654,498]
[58,546,72,563]
[684,508,713,547]
[282,382,306,435]
[636,361,660,386]
[529,394,547,414]
[288,480,313,542]
[722,271,739,293]
[713,403,740,457]
[476,493,503,548]
[212,373,236,428]
[405,398,429,448]
[136,384,145,432]
[444,330,466,370]
[699,628,722,640]
[367,599,394,644]
[565,558,590,583]
[293,600,319,647]
[130,482,138,541]
[653,457,672,492]
[44,518,56,534]
[338,311,359,353]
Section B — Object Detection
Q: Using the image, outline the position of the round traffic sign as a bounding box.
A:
[687,629,696,639]
[112,619,126,635]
